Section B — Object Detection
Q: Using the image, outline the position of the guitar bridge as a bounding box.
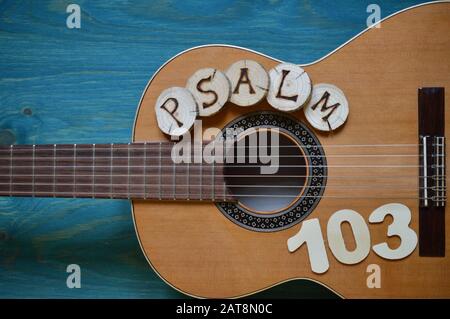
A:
[418,87,445,257]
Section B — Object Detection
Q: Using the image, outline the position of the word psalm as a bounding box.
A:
[155,60,314,137]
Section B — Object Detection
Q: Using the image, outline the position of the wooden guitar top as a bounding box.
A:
[131,2,450,298]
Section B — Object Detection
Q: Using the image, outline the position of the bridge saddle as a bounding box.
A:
[420,136,446,207]
[433,136,446,207]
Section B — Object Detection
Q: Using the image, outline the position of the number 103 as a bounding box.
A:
[287,203,418,273]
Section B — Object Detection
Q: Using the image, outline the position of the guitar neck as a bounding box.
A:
[0,143,229,201]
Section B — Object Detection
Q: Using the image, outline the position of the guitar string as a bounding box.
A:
[0,181,440,191]
[0,147,438,164]
[0,154,436,159]
[0,183,446,199]
[0,143,423,149]
[0,164,441,168]
[0,190,437,200]
[1,174,447,185]
[2,176,444,194]
[0,144,427,155]
[0,173,431,178]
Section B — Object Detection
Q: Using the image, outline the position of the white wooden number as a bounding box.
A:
[369,203,418,260]
[327,210,371,265]
[288,203,418,272]
[287,218,329,274]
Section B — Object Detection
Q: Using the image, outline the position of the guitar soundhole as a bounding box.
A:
[224,130,307,214]
[216,112,326,232]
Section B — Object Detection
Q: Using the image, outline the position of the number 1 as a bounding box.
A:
[287,218,329,274]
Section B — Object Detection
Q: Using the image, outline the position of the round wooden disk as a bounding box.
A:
[186,68,231,117]
[267,63,312,112]
[303,83,349,131]
[154,87,197,136]
[225,59,269,107]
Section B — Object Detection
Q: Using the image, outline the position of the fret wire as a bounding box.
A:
[200,160,203,201]
[187,160,190,200]
[53,144,56,198]
[92,144,96,199]
[127,142,130,199]
[73,144,77,198]
[144,142,147,200]
[159,142,161,200]
[9,145,13,197]
[172,156,175,200]
[32,145,35,197]
[223,181,226,202]
[110,143,113,199]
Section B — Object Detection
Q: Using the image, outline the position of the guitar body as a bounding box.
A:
[132,3,450,298]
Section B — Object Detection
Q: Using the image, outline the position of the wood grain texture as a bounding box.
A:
[133,3,450,298]
[0,0,427,298]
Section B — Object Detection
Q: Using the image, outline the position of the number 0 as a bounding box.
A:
[327,210,371,265]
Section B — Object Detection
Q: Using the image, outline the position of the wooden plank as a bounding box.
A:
[0,0,430,299]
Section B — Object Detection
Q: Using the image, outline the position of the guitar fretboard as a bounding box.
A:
[0,143,230,201]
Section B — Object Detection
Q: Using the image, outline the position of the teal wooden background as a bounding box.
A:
[0,0,425,298]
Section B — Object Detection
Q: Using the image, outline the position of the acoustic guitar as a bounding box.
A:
[1,2,449,298]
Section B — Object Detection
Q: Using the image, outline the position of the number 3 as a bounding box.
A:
[369,203,417,260]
